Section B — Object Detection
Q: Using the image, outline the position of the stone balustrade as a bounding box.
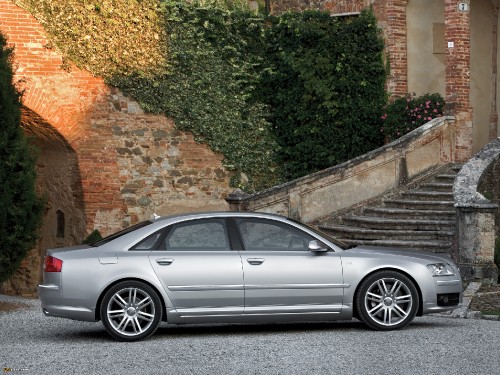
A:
[454,138,500,282]
[227,116,456,223]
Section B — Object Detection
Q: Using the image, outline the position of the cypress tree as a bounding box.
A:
[0,32,43,283]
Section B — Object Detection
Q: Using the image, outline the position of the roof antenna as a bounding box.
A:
[152,213,160,221]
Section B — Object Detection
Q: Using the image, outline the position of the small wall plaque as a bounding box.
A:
[458,3,469,12]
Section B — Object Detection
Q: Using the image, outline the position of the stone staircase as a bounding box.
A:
[317,164,462,253]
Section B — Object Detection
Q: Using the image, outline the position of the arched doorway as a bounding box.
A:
[1,108,85,295]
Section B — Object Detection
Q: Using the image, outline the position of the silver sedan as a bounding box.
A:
[38,212,463,341]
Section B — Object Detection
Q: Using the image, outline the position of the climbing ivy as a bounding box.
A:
[256,10,386,180]
[17,0,167,77]
[17,0,388,191]
[111,2,281,191]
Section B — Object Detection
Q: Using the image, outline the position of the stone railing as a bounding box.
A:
[454,138,500,282]
[227,116,456,223]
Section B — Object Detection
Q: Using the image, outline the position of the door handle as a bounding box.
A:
[247,258,265,265]
[156,258,174,266]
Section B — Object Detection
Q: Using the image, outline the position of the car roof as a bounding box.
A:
[153,211,290,223]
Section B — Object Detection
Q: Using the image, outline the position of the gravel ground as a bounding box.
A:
[1,294,500,375]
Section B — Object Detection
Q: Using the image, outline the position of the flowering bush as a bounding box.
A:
[381,93,445,142]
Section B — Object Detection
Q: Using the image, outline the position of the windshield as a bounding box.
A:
[288,218,351,250]
[91,221,153,247]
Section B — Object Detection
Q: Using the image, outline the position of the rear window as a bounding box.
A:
[91,221,153,247]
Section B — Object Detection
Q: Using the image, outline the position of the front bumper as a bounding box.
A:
[421,276,463,315]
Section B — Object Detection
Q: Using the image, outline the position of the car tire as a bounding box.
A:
[356,270,419,331]
[100,281,162,341]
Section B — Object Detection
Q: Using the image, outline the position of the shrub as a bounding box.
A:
[0,33,43,283]
[381,93,445,142]
[256,9,387,180]
[82,229,103,245]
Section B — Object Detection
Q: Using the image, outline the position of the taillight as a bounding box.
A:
[44,255,63,272]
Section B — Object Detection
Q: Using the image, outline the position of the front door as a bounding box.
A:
[234,218,344,315]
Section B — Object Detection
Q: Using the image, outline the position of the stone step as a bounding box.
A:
[342,216,455,231]
[320,224,454,241]
[418,182,454,191]
[401,190,454,201]
[434,173,457,182]
[315,163,462,255]
[363,207,455,220]
[338,238,452,253]
[383,199,455,210]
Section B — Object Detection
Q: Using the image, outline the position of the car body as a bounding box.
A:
[38,211,463,341]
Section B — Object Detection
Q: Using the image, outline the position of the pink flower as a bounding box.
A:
[433,109,438,113]
[417,115,421,119]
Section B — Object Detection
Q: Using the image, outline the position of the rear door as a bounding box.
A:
[148,218,244,316]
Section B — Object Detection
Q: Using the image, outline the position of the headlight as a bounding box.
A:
[427,263,455,276]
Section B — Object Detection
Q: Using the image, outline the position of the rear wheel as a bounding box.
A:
[100,281,162,341]
[356,271,419,330]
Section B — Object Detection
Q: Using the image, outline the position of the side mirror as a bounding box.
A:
[308,240,328,252]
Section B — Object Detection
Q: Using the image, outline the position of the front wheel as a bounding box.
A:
[100,281,162,341]
[356,271,419,330]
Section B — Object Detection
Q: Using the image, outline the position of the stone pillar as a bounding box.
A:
[288,193,302,221]
[226,189,249,212]
[456,204,499,281]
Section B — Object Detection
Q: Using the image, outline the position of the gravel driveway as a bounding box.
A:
[1,294,499,375]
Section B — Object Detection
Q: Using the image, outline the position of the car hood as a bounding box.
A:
[346,245,454,264]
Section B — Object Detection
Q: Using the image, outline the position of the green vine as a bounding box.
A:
[16,1,388,192]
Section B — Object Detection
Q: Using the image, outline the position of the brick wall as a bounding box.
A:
[0,0,106,144]
[445,0,473,161]
[0,0,232,294]
[0,0,232,236]
[383,0,408,98]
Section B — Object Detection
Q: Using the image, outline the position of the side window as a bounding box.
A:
[164,219,229,251]
[236,219,314,251]
[130,231,163,251]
